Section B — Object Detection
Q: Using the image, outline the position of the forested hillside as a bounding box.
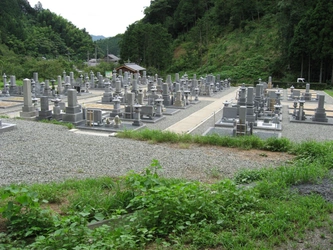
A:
[120,0,333,84]
[0,0,94,80]
[0,0,332,84]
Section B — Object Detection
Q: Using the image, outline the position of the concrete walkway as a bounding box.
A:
[164,87,238,134]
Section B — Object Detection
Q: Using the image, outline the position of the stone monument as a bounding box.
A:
[38,96,52,120]
[312,95,328,122]
[62,89,84,125]
[20,79,37,119]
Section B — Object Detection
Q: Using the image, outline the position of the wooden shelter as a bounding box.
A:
[116,63,145,74]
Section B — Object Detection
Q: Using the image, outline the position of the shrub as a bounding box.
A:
[0,187,55,239]
[262,137,292,152]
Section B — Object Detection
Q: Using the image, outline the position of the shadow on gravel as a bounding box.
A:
[292,172,333,203]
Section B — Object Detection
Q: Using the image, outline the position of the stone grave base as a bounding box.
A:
[288,109,333,118]
[287,97,318,102]
[76,122,146,133]
[0,101,22,109]
[76,92,94,98]
[255,120,282,131]
[85,103,114,111]
[289,115,333,126]
[215,120,282,131]
[214,120,235,128]
[163,108,181,116]
[97,101,114,105]
[257,113,283,121]
[62,113,84,126]
[122,116,166,124]
[203,127,281,139]
[109,108,125,117]
[168,104,192,110]
[190,100,201,105]
[19,111,38,120]
[0,122,17,132]
[2,97,24,102]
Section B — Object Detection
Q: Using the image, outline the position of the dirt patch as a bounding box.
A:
[0,217,6,233]
[278,173,333,250]
[173,45,186,59]
[276,215,333,250]
[293,178,333,203]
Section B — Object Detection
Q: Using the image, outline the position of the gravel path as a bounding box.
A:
[0,118,291,186]
[1,88,332,186]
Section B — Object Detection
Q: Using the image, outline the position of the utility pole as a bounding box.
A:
[107,44,109,63]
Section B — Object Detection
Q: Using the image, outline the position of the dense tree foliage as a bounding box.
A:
[94,35,122,57]
[288,0,333,83]
[0,0,94,79]
[0,0,94,61]
[1,0,332,83]
[126,0,332,82]
[119,22,172,70]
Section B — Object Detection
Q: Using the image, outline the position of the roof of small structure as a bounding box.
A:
[107,54,120,61]
[116,63,145,72]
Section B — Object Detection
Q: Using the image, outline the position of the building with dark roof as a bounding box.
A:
[116,63,145,73]
[106,54,120,63]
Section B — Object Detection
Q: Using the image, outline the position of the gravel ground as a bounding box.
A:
[0,117,291,187]
[1,88,332,186]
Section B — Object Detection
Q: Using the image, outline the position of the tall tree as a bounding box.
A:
[120,22,172,70]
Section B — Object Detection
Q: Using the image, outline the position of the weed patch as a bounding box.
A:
[1,138,333,249]
[39,119,74,129]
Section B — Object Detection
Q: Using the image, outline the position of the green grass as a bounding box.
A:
[118,129,293,152]
[1,138,333,249]
[0,80,23,89]
[38,119,74,129]
[325,90,333,97]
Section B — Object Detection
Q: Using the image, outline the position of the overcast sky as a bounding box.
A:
[28,0,151,37]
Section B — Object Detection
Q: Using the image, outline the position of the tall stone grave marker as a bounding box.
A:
[57,75,63,94]
[312,95,328,122]
[20,79,36,119]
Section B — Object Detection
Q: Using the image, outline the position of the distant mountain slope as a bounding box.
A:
[91,35,106,41]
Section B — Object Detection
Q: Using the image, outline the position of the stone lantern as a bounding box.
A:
[51,79,56,97]
[155,98,164,117]
[51,96,62,120]
[194,87,199,101]
[132,103,143,126]
[184,90,191,106]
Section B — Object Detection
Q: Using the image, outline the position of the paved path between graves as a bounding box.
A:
[164,88,238,134]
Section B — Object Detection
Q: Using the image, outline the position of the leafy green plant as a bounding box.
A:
[0,187,55,239]
[30,212,91,249]
[1,147,333,249]
[262,137,293,152]
[291,140,333,161]
[205,166,221,179]
[234,168,270,184]
[125,159,163,193]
